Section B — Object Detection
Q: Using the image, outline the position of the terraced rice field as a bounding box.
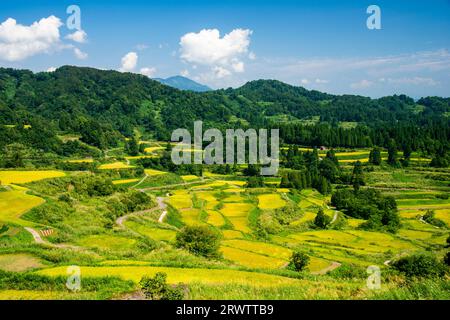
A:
[258,194,286,209]
[223,239,292,260]
[221,240,336,273]
[77,234,136,251]
[0,290,98,300]
[206,210,226,227]
[168,191,192,209]
[180,208,203,225]
[0,170,65,184]
[181,175,200,182]
[290,211,316,225]
[36,266,302,287]
[124,155,156,160]
[112,178,140,185]
[67,158,94,163]
[0,187,45,226]
[144,169,167,176]
[220,246,286,268]
[223,194,246,202]
[347,218,365,228]
[222,230,244,239]
[144,146,165,153]
[98,162,135,170]
[125,221,176,242]
[219,203,253,233]
[434,209,450,226]
[277,229,416,256]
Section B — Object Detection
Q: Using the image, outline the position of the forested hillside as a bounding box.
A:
[0,66,449,157]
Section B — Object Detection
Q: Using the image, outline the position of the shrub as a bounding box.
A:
[331,188,400,232]
[390,253,447,278]
[327,264,366,279]
[58,193,72,203]
[289,251,309,272]
[139,272,185,300]
[444,252,450,267]
[175,226,221,258]
[314,208,331,229]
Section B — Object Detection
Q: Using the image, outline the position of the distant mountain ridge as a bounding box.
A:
[154,75,211,92]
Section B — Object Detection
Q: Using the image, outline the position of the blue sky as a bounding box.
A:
[0,0,449,97]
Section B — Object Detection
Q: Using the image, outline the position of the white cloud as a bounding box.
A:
[180,69,190,77]
[231,59,244,73]
[179,28,252,78]
[300,79,310,85]
[136,44,149,51]
[244,49,450,96]
[120,51,138,72]
[213,66,232,78]
[248,51,256,60]
[350,79,373,89]
[65,30,87,43]
[387,77,438,86]
[73,47,87,59]
[46,67,56,72]
[139,67,156,77]
[0,16,63,61]
[315,78,329,84]
[262,50,450,80]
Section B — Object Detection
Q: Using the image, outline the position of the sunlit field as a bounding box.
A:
[0,170,65,184]
[0,138,448,304]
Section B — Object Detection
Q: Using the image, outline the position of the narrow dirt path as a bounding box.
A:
[116,196,167,228]
[311,261,341,275]
[131,174,148,189]
[24,227,46,244]
[115,207,158,228]
[157,197,168,223]
[330,211,339,224]
[24,227,97,254]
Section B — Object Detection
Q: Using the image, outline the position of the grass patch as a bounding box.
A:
[0,254,43,272]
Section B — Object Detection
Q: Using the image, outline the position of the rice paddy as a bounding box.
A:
[98,162,135,170]
[144,146,165,153]
[258,193,286,209]
[0,187,45,226]
[77,234,137,251]
[181,175,200,182]
[0,170,65,185]
[66,158,94,163]
[144,168,167,176]
[168,192,192,209]
[36,266,302,287]
[223,239,292,260]
[220,246,287,268]
[112,178,140,185]
[206,210,226,227]
[125,221,177,242]
[0,290,98,300]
